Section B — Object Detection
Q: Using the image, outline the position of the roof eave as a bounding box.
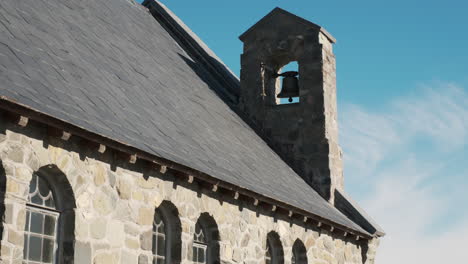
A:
[335,189,386,237]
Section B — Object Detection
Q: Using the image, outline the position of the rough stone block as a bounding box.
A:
[7,229,22,245]
[137,207,153,226]
[120,251,136,264]
[139,230,152,251]
[7,146,24,163]
[93,193,113,215]
[74,241,92,263]
[90,218,107,239]
[108,220,125,247]
[116,179,132,200]
[94,252,117,264]
[138,254,149,264]
[94,164,107,186]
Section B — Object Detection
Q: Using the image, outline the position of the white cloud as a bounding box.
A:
[340,83,468,264]
[340,105,400,178]
[391,83,468,150]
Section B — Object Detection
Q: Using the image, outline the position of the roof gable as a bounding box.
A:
[239,7,336,43]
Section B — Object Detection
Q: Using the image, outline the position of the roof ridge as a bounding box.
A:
[143,0,240,104]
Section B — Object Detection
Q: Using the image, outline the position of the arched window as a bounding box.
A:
[193,213,220,264]
[265,243,272,264]
[291,239,307,264]
[151,201,182,264]
[23,165,76,264]
[23,173,59,263]
[193,221,207,264]
[0,160,7,247]
[153,209,166,264]
[265,232,284,264]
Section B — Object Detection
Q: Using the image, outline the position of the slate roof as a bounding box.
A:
[0,0,371,235]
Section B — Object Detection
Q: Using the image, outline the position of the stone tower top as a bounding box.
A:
[238,7,343,203]
[239,7,336,44]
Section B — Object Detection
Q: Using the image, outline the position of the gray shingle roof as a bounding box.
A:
[0,0,369,234]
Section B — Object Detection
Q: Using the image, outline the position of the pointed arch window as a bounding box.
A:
[265,232,284,264]
[192,213,219,264]
[153,209,166,264]
[291,239,307,264]
[193,222,207,264]
[150,201,182,264]
[23,173,59,263]
[265,243,272,264]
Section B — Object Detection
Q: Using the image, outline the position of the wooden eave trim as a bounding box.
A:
[0,96,374,239]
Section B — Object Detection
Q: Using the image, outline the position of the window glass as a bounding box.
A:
[23,174,58,264]
[28,174,55,209]
[292,240,307,264]
[153,210,166,264]
[265,234,285,264]
[265,244,272,264]
[193,222,207,264]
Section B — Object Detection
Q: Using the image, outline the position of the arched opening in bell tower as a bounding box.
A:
[276,61,300,105]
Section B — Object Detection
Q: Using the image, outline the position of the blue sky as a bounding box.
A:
[140,0,468,263]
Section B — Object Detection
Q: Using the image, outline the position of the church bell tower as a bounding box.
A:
[238,8,343,203]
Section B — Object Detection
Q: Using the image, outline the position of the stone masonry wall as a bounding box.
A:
[0,121,376,264]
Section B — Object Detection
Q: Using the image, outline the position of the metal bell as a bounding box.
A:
[276,71,299,102]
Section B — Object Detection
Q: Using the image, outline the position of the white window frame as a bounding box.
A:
[193,223,207,264]
[152,213,167,264]
[192,241,207,264]
[23,205,59,264]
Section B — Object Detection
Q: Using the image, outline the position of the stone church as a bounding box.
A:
[0,0,384,263]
